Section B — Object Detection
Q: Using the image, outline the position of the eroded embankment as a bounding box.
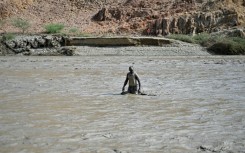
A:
[0,35,210,56]
[67,37,172,47]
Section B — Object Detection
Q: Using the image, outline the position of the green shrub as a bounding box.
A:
[208,37,245,55]
[230,37,245,44]
[193,32,211,46]
[44,23,65,34]
[166,33,245,55]
[11,18,31,33]
[167,33,214,46]
[69,28,79,34]
[1,33,15,41]
[166,34,194,43]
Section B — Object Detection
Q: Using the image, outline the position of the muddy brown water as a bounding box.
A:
[0,56,245,153]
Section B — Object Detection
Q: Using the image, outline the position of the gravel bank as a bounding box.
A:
[74,41,210,56]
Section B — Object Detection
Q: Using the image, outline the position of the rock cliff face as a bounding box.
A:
[150,9,239,36]
[92,0,245,35]
[0,0,244,35]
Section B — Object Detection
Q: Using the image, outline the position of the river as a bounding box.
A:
[0,55,245,153]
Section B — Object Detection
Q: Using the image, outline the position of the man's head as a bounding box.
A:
[129,66,134,73]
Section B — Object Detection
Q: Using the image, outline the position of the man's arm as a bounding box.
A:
[122,75,128,92]
[135,74,141,92]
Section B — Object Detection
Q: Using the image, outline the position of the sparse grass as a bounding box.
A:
[11,18,31,33]
[193,32,211,46]
[166,33,245,55]
[1,33,15,41]
[69,28,79,34]
[167,33,213,45]
[166,34,194,43]
[44,23,65,34]
[79,33,92,37]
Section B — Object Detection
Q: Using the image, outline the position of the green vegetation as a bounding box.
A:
[166,33,214,45]
[69,27,79,34]
[166,33,245,55]
[166,34,194,43]
[44,23,65,34]
[1,33,15,41]
[193,33,211,46]
[79,33,92,37]
[11,18,31,33]
[208,37,245,55]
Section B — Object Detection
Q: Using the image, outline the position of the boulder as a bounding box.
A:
[58,47,76,56]
[92,8,107,21]
[29,38,39,48]
[228,29,245,38]
[5,40,16,49]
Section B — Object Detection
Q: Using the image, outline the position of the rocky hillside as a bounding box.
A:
[0,0,245,35]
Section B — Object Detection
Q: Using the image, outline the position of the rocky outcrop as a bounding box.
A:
[148,9,239,36]
[92,7,152,34]
[211,28,245,38]
[1,35,75,56]
[92,7,150,22]
[91,0,245,35]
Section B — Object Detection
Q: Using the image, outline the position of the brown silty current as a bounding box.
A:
[0,55,245,152]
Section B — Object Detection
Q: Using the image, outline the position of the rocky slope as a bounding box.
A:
[0,0,245,35]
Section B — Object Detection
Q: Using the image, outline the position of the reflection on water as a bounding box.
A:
[0,56,245,153]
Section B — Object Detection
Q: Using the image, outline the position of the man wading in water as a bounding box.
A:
[122,66,141,94]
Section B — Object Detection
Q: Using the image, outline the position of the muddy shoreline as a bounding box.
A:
[0,35,212,56]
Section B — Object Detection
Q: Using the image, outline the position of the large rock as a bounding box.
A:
[92,8,107,21]
[211,28,245,38]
